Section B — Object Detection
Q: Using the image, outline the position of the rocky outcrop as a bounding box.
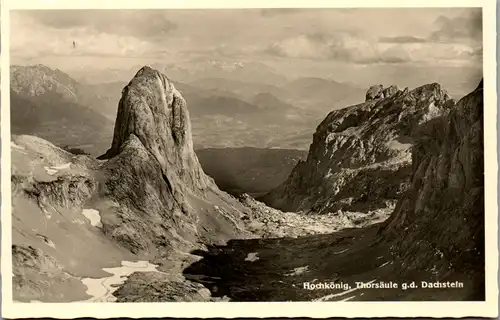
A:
[98,66,215,203]
[237,193,389,238]
[11,66,251,302]
[12,245,89,302]
[380,79,484,293]
[261,83,455,214]
[383,85,399,98]
[365,84,384,100]
[182,81,484,302]
[365,84,400,101]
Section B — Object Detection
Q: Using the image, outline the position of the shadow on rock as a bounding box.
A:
[183,223,483,302]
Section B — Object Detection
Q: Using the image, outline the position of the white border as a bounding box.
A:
[1,0,498,318]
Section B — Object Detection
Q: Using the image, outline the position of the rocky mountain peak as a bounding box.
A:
[262,81,455,214]
[10,64,82,102]
[98,65,212,192]
[379,78,484,283]
[365,84,400,101]
[11,66,250,301]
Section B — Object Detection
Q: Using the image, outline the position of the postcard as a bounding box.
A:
[1,0,497,318]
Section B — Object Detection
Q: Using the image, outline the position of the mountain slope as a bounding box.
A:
[10,89,113,156]
[10,65,114,156]
[12,66,252,302]
[380,79,484,292]
[182,80,484,302]
[11,64,84,102]
[261,83,455,214]
[11,64,109,109]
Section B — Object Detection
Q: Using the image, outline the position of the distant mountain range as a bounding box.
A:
[72,59,287,86]
[10,65,114,156]
[9,63,367,153]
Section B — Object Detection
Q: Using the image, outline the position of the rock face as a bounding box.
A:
[11,66,250,302]
[99,66,212,199]
[383,85,399,98]
[365,84,400,101]
[380,79,484,293]
[365,84,384,100]
[11,64,83,102]
[261,83,455,214]
[182,80,484,302]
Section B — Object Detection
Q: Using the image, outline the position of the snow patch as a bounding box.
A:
[244,252,259,262]
[11,142,27,152]
[36,234,56,249]
[333,248,349,255]
[285,266,309,276]
[81,261,159,302]
[378,261,393,268]
[385,139,411,151]
[44,162,71,175]
[52,162,72,170]
[44,167,58,175]
[81,209,102,227]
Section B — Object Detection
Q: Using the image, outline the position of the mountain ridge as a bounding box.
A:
[261,82,455,214]
[182,78,484,302]
[11,65,253,302]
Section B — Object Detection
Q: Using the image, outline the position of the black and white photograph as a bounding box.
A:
[1,0,498,318]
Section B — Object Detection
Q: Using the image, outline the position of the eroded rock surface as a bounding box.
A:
[261,83,455,214]
[11,66,251,302]
[380,79,484,297]
[365,84,384,100]
[238,194,390,238]
[383,85,399,98]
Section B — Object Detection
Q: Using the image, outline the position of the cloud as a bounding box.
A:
[379,36,427,44]
[430,10,482,42]
[11,9,482,70]
[11,16,164,60]
[264,33,402,64]
[264,32,481,66]
[266,34,333,59]
[21,10,177,40]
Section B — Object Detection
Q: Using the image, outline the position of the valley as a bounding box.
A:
[10,64,334,156]
[9,64,485,304]
[195,147,307,197]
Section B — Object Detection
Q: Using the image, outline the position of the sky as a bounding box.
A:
[10,8,483,93]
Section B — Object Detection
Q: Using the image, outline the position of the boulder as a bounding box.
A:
[365,84,384,101]
[382,85,399,98]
